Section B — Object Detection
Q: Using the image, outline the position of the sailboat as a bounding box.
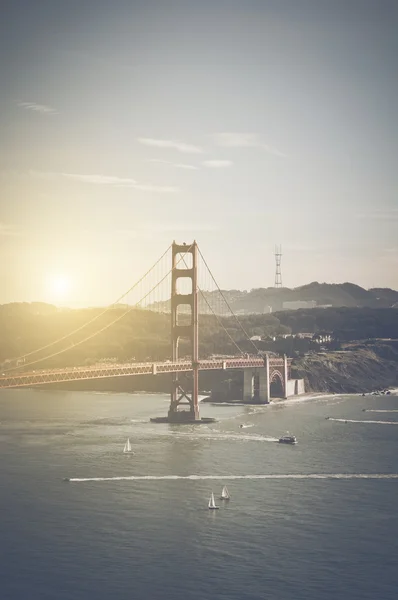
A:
[208,492,219,510]
[123,438,133,453]
[220,485,230,500]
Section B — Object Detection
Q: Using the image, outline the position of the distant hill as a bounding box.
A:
[150,282,398,314]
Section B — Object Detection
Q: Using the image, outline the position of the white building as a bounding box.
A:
[282,300,317,311]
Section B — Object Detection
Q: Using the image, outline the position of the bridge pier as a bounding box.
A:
[243,361,270,404]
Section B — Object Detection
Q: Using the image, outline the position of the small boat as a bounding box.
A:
[123,438,133,453]
[63,478,70,482]
[208,492,219,510]
[278,432,297,444]
[220,485,230,500]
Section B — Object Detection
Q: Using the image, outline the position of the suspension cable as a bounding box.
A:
[4,244,191,373]
[198,288,244,355]
[197,246,260,354]
[6,245,171,365]
[178,253,244,355]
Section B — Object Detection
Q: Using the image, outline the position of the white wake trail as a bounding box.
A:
[328,418,398,425]
[363,410,398,413]
[68,473,398,483]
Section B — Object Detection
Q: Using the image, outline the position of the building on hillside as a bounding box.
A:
[282,300,317,310]
[312,333,333,344]
[296,332,315,339]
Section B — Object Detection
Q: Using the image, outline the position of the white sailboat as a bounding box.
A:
[208,492,219,510]
[220,485,230,500]
[123,438,132,453]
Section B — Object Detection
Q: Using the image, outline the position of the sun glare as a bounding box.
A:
[46,274,72,303]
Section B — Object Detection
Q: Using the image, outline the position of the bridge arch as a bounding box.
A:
[269,369,284,398]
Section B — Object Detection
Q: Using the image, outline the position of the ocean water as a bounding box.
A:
[1,389,398,600]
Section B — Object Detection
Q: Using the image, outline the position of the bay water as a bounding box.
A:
[1,389,398,599]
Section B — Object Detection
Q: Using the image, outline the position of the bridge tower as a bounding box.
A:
[168,241,199,422]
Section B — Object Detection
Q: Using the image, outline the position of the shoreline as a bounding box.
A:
[208,386,398,408]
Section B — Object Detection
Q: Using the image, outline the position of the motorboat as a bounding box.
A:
[278,432,297,444]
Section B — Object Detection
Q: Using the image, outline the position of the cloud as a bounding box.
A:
[173,163,198,170]
[18,102,57,115]
[132,184,179,193]
[62,173,138,186]
[203,160,233,168]
[29,170,179,193]
[138,137,203,154]
[149,159,199,170]
[356,210,398,220]
[83,222,219,243]
[212,132,286,157]
[0,223,20,236]
[150,222,219,233]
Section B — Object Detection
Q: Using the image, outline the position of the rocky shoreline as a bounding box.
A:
[293,344,398,394]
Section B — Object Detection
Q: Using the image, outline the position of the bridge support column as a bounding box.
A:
[243,364,269,404]
[168,241,200,422]
[283,354,288,399]
[243,369,254,402]
[259,356,270,403]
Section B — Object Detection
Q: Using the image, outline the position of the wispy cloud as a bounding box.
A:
[149,222,220,233]
[18,102,57,115]
[63,173,138,187]
[203,160,233,169]
[356,209,398,220]
[149,159,199,170]
[83,222,219,242]
[29,171,179,193]
[138,137,203,154]
[212,132,286,157]
[0,223,20,236]
[133,184,179,193]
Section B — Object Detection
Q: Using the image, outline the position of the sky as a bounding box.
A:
[1,0,397,306]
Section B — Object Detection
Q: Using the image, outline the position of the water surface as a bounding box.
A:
[1,389,398,600]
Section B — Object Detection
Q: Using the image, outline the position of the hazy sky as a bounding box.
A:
[1,0,397,305]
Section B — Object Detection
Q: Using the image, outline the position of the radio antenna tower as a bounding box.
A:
[274,245,282,288]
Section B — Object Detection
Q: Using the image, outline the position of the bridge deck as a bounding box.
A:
[0,357,287,389]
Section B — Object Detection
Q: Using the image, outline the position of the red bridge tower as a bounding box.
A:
[168,241,200,422]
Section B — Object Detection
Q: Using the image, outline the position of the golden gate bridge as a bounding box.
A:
[0,242,298,423]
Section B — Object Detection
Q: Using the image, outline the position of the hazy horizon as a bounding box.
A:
[1,0,397,306]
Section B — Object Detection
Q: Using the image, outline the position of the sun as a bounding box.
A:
[46,274,72,302]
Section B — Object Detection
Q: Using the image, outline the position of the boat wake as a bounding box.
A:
[328,418,398,425]
[147,430,278,443]
[363,410,398,413]
[68,473,398,483]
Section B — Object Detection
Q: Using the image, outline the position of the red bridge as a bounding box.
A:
[0,242,301,422]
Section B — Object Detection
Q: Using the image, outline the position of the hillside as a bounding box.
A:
[1,303,398,394]
[293,343,398,393]
[1,303,398,370]
[150,283,398,315]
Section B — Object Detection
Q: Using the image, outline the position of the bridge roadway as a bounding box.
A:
[0,357,285,389]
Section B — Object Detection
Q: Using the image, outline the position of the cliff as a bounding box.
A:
[292,343,398,393]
